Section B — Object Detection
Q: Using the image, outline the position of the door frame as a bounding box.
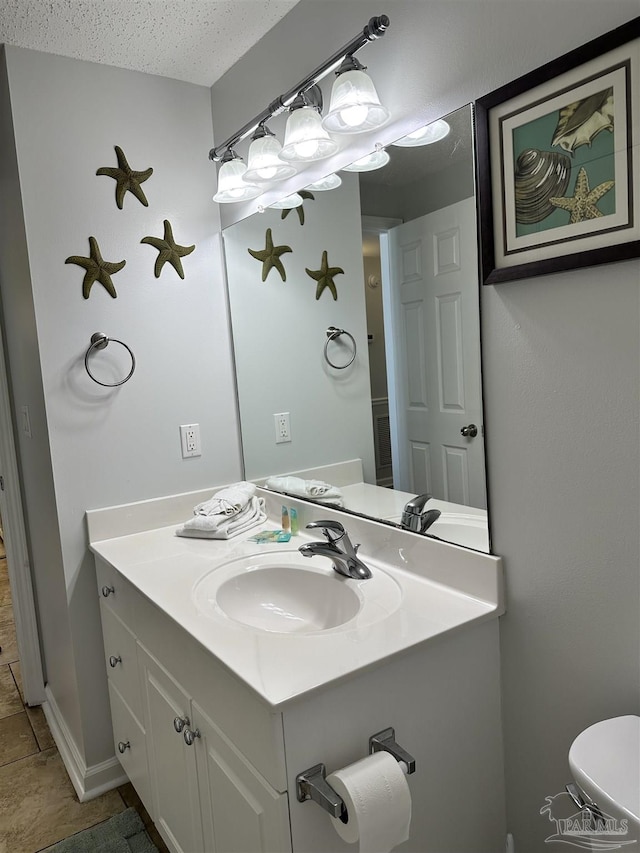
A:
[0,321,45,704]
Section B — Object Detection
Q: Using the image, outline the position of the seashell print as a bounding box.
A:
[514,148,572,224]
[552,88,614,153]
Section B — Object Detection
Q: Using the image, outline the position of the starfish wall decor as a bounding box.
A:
[247,228,292,282]
[305,250,344,301]
[97,145,153,210]
[141,220,196,279]
[281,190,315,226]
[549,166,614,224]
[65,236,126,299]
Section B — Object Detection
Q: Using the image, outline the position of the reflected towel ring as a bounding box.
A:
[84,332,136,387]
[324,326,356,370]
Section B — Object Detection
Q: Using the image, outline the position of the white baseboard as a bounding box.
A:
[43,687,128,802]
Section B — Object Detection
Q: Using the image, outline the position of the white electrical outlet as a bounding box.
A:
[274,412,291,444]
[180,423,201,458]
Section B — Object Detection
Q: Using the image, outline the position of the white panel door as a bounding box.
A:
[139,646,204,853]
[386,198,486,508]
[192,700,292,853]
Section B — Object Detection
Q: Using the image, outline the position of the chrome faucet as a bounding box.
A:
[299,520,372,580]
[401,493,441,534]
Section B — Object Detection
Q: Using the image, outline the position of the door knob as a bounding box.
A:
[183,727,201,746]
[118,741,130,754]
[109,655,122,668]
[460,424,478,438]
[101,585,115,597]
[173,715,190,734]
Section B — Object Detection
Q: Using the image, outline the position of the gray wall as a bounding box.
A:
[210,2,640,850]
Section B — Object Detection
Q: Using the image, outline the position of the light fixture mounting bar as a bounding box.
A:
[209,14,389,161]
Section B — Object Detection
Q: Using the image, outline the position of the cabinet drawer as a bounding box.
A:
[108,681,153,817]
[101,605,144,723]
[95,558,135,626]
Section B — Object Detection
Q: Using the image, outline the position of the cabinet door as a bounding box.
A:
[192,700,292,853]
[139,646,204,853]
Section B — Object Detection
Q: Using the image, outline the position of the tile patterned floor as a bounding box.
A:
[0,538,170,853]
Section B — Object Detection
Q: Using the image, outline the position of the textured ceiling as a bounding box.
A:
[0,0,300,86]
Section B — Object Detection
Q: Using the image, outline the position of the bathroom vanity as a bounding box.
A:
[88,488,506,852]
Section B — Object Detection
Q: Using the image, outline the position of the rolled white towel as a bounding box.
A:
[265,476,343,504]
[176,496,266,540]
[194,481,256,517]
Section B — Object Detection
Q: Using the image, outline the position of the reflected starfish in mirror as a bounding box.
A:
[97,145,153,209]
[65,236,126,299]
[281,190,315,225]
[305,250,344,301]
[550,167,614,224]
[247,228,292,281]
[141,220,195,279]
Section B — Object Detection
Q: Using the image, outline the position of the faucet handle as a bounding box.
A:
[305,519,345,543]
[403,493,432,515]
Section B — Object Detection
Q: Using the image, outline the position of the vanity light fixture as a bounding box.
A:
[280,86,339,163]
[305,173,342,191]
[269,193,304,209]
[322,56,389,134]
[393,118,451,147]
[212,150,261,203]
[341,144,390,172]
[244,124,297,183]
[208,14,390,200]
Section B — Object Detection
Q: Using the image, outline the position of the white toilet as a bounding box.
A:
[568,714,640,851]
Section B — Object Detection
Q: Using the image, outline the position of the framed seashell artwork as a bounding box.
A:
[475,16,639,284]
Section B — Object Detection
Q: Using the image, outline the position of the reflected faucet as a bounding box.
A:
[299,520,372,580]
[401,494,441,534]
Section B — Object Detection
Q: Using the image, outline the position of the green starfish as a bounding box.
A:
[65,236,126,299]
[281,190,315,225]
[247,228,292,281]
[97,145,153,209]
[305,250,344,301]
[141,220,195,279]
[550,167,614,224]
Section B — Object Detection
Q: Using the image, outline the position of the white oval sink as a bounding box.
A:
[193,550,402,634]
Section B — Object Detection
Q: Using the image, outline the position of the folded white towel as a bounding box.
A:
[176,496,266,539]
[265,475,344,505]
[194,482,256,517]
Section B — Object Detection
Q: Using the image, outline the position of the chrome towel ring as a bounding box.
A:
[324,326,356,370]
[84,332,136,387]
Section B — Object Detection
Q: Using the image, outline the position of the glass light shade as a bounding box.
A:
[244,134,297,183]
[305,173,342,191]
[322,69,390,134]
[280,107,339,162]
[269,193,303,209]
[213,157,261,203]
[342,148,390,172]
[393,119,451,147]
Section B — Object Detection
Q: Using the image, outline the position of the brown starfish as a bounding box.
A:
[65,236,126,299]
[305,250,344,301]
[281,189,315,225]
[97,145,153,209]
[550,167,614,223]
[247,228,292,281]
[141,220,195,279]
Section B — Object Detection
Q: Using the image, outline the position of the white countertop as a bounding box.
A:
[88,488,503,708]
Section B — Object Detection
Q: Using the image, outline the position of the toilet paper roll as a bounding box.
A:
[327,751,412,852]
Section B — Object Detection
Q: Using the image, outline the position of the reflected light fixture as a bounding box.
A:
[269,193,304,209]
[244,123,297,183]
[305,173,342,191]
[212,150,261,203]
[280,86,339,163]
[342,144,390,172]
[393,119,451,147]
[323,56,389,134]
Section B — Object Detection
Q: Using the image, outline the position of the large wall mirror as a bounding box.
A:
[223,104,490,552]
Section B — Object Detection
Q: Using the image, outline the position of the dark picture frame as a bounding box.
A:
[475,18,640,285]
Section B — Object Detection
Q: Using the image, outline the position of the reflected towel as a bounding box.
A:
[176,496,266,539]
[265,476,344,506]
[194,481,257,517]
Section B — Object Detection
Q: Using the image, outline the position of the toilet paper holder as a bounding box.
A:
[296,726,415,819]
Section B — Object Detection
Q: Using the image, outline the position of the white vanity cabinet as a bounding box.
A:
[96,557,292,853]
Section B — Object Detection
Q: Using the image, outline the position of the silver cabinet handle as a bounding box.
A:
[183,727,201,746]
[173,715,190,733]
[118,741,130,754]
[101,585,115,597]
[460,424,478,438]
[109,655,122,668]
